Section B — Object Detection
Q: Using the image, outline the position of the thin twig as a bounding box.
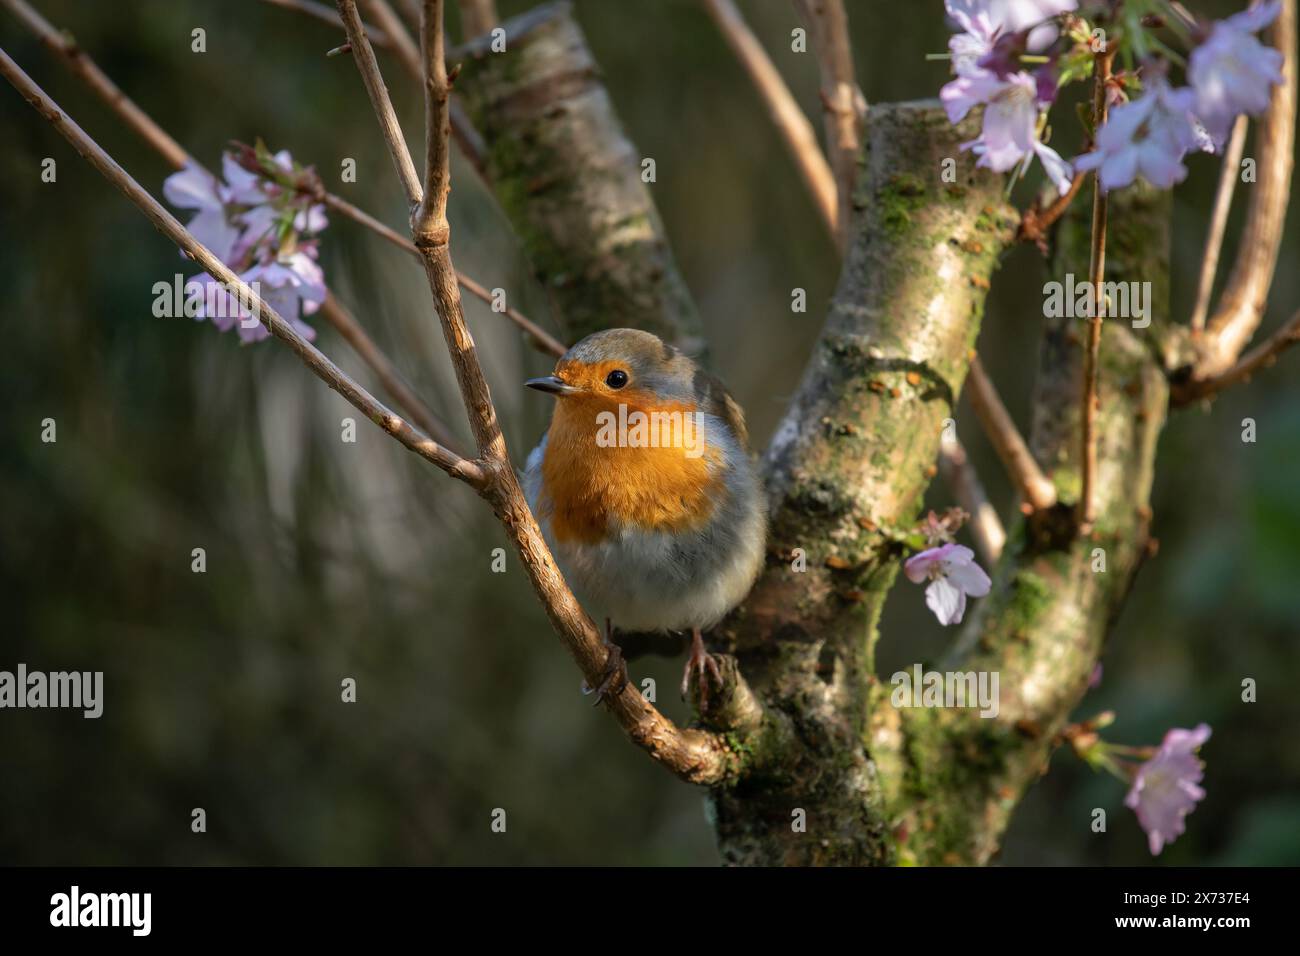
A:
[966,357,1057,512]
[701,0,838,239]
[321,192,567,355]
[334,2,563,357]
[361,0,490,176]
[0,46,484,487]
[340,3,425,209]
[1190,114,1248,334]
[260,0,392,46]
[792,0,866,251]
[266,0,485,173]
[938,434,1006,565]
[1079,48,1114,531]
[1018,170,1086,248]
[333,0,741,782]
[318,292,458,446]
[1174,306,1300,405]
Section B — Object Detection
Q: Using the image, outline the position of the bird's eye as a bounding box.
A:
[605,369,629,389]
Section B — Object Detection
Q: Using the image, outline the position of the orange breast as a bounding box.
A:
[539,392,724,545]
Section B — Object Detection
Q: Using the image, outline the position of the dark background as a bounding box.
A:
[1,0,1296,865]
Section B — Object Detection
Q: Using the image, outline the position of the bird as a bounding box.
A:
[523,328,767,705]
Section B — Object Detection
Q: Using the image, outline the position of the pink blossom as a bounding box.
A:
[162,163,240,262]
[1125,724,1211,855]
[946,0,1076,38]
[1074,80,1201,190]
[221,153,270,206]
[183,272,252,334]
[946,2,1001,75]
[943,70,1073,192]
[164,146,329,345]
[293,203,328,235]
[181,256,319,343]
[1189,0,1285,145]
[229,204,278,266]
[235,254,324,342]
[904,543,992,626]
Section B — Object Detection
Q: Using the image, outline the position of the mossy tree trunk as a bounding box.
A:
[873,186,1171,865]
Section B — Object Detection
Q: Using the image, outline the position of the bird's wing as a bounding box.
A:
[691,366,749,450]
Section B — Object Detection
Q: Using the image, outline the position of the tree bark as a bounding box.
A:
[453,1,703,351]
[872,185,1171,865]
[711,101,1016,865]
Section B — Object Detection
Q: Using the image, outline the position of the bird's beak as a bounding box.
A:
[525,375,580,397]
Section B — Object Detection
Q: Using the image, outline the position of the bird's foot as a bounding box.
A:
[581,619,628,707]
[681,628,723,706]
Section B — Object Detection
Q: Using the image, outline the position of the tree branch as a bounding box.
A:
[358,0,489,178]
[7,0,523,354]
[792,0,866,251]
[320,157,566,354]
[1018,170,1086,248]
[938,434,1006,566]
[966,356,1057,512]
[715,101,1018,863]
[1192,0,1296,379]
[338,0,425,211]
[362,0,422,77]
[701,0,838,240]
[1079,47,1114,531]
[1173,305,1300,404]
[880,184,1172,865]
[2,0,189,168]
[0,46,484,487]
[1189,114,1249,334]
[318,292,456,446]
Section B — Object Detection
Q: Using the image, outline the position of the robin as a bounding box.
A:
[523,328,767,705]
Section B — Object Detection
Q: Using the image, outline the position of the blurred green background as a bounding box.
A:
[1,0,1297,865]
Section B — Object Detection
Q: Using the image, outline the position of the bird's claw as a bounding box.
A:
[681,634,723,706]
[582,640,628,707]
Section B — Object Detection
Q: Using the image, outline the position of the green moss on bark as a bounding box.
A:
[883,185,1172,865]
[714,101,1015,866]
